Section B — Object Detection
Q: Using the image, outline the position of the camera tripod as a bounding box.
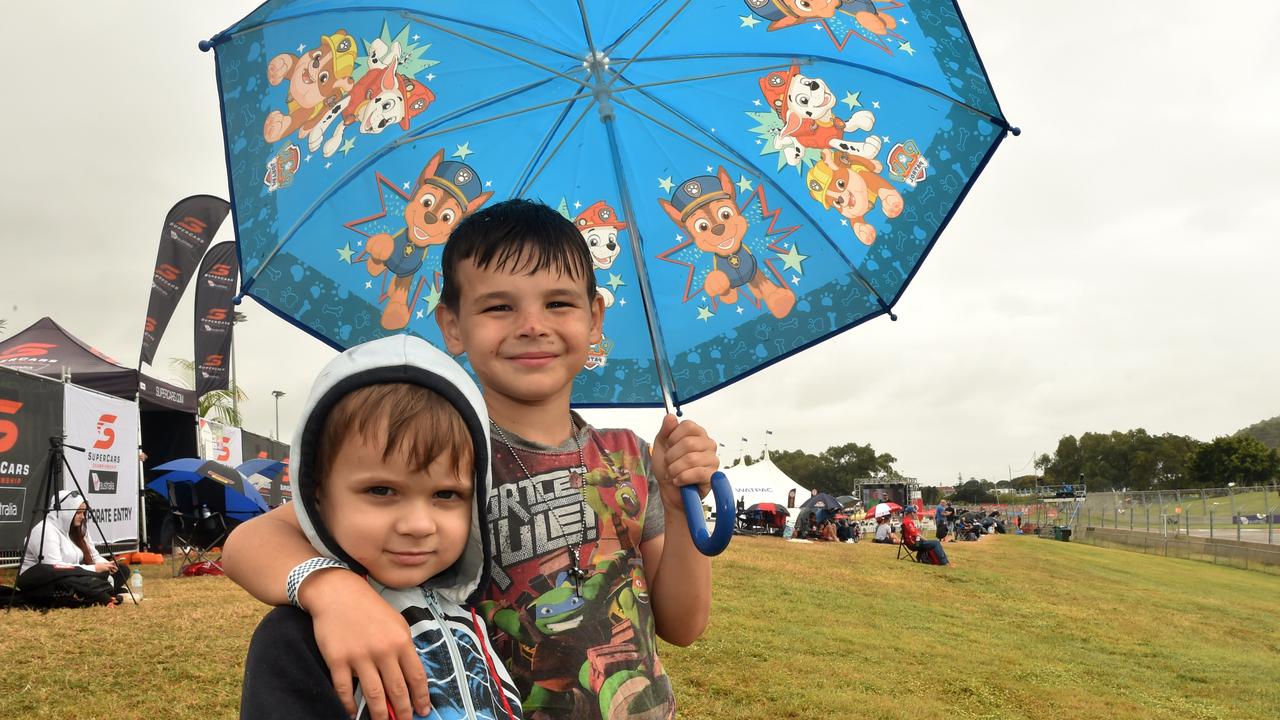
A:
[5,435,137,611]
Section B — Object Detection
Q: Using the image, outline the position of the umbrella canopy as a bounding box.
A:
[148,458,270,520]
[867,501,902,519]
[204,1,1013,409]
[204,1,1012,554]
[745,502,789,516]
[836,494,858,509]
[801,493,843,510]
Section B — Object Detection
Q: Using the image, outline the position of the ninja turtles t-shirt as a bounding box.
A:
[480,414,673,720]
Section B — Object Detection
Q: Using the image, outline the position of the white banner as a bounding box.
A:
[62,385,140,549]
[198,418,243,467]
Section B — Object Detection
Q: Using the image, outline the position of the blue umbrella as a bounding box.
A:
[203,1,1014,554]
[237,458,286,482]
[149,458,271,520]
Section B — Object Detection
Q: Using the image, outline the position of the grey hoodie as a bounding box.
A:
[241,336,522,720]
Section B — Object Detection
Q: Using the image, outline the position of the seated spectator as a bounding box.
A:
[18,490,130,606]
[957,518,982,541]
[818,520,838,542]
[873,515,898,544]
[835,518,851,542]
[902,506,949,565]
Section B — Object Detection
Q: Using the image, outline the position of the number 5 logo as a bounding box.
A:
[0,399,23,454]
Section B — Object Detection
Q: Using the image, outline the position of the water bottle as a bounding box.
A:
[129,567,144,603]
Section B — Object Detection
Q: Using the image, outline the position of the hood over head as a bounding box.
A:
[291,335,490,605]
[49,490,84,535]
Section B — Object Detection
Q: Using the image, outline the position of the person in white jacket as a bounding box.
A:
[22,489,129,594]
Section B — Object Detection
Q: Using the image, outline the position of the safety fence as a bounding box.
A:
[1069,484,1280,545]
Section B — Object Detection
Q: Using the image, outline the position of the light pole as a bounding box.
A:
[272,390,286,441]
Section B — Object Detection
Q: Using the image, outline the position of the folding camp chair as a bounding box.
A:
[166,481,228,576]
[896,536,918,562]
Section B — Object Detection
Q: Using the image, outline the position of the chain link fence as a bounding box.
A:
[1071,484,1280,544]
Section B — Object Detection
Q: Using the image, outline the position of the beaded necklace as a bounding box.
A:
[491,418,591,592]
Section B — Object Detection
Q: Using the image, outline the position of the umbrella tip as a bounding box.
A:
[198,39,214,52]
[1009,126,1022,137]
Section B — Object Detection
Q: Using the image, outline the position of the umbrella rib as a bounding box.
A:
[391,90,594,146]
[620,52,1012,131]
[604,0,691,83]
[608,96,748,179]
[603,0,674,57]
[620,81,893,309]
[514,98,600,198]
[243,78,576,292]
[402,12,592,91]
[609,63,793,95]
[576,0,600,57]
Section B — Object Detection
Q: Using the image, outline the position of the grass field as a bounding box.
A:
[3,534,1278,719]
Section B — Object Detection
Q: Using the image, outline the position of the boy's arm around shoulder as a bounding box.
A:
[223,504,431,720]
[640,415,717,647]
[241,606,352,719]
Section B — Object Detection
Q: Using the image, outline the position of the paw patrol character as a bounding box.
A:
[364,150,493,329]
[846,0,901,37]
[310,39,436,157]
[574,201,626,308]
[659,169,795,319]
[807,148,903,245]
[263,31,357,144]
[760,65,879,167]
[743,0,843,31]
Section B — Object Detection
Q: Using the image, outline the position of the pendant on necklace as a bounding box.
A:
[567,546,588,594]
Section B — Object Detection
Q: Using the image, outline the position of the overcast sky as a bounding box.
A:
[3,2,1277,487]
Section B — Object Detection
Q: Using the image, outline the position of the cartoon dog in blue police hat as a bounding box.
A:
[743,0,843,31]
[659,167,795,319]
[365,149,493,329]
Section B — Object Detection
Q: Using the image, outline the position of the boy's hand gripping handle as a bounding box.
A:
[681,471,734,556]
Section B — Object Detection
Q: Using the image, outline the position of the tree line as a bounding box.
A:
[759,442,900,497]
[1035,429,1279,491]
[743,422,1280,505]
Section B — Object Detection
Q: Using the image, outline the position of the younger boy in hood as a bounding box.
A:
[240,335,522,720]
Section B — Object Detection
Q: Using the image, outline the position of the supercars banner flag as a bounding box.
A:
[194,242,239,396]
[0,369,63,554]
[63,384,140,550]
[198,418,243,468]
[139,195,231,366]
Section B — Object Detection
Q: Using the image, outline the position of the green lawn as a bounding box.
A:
[3,534,1278,719]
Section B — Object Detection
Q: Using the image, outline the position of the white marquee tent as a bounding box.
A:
[724,451,812,512]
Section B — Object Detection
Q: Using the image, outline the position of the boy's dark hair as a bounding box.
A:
[440,198,596,310]
[315,383,473,488]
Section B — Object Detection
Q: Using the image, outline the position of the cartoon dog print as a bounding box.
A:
[806,148,903,245]
[263,31,357,144]
[659,168,795,319]
[742,0,902,36]
[309,39,436,157]
[742,0,843,31]
[759,65,880,167]
[363,149,493,329]
[845,0,902,38]
[574,201,625,308]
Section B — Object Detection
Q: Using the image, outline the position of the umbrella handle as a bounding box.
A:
[681,471,734,556]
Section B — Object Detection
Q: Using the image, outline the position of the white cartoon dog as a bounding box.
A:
[574,201,625,308]
[759,65,881,167]
[309,39,434,157]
